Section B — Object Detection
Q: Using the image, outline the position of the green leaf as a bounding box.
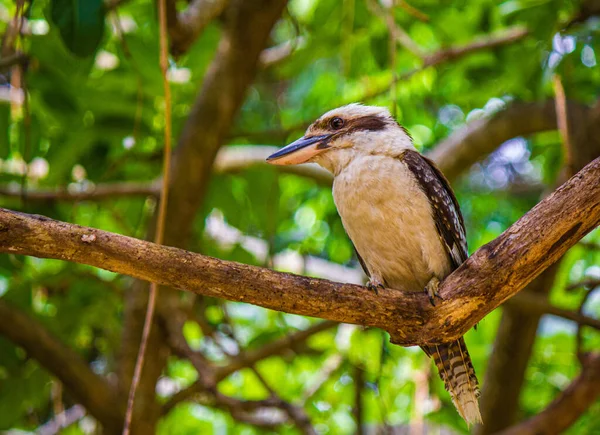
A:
[50,0,105,57]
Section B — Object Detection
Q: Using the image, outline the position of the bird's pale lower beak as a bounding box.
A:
[266,134,331,165]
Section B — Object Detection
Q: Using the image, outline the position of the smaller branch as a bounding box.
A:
[578,241,600,251]
[566,279,600,291]
[396,0,429,22]
[105,0,132,10]
[218,320,337,380]
[576,287,600,363]
[182,387,287,428]
[302,353,344,402]
[553,74,574,176]
[259,37,305,69]
[163,321,336,413]
[123,0,174,430]
[368,0,425,59]
[234,26,530,147]
[0,146,332,203]
[506,292,600,330]
[353,365,365,435]
[165,305,316,432]
[161,311,214,382]
[423,26,529,67]
[0,52,27,70]
[0,181,160,201]
[361,26,530,103]
[37,405,86,435]
[169,0,229,56]
[213,146,333,186]
[497,353,600,435]
[563,0,600,29]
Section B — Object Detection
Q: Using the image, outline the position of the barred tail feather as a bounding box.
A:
[424,337,482,426]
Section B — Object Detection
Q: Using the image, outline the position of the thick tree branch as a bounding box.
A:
[497,353,600,435]
[0,299,125,433]
[0,157,598,345]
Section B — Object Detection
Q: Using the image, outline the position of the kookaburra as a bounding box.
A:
[266,104,482,425]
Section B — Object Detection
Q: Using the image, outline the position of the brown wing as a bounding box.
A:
[401,150,468,269]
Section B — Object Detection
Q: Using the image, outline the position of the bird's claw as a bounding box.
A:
[425,277,443,306]
[367,280,385,295]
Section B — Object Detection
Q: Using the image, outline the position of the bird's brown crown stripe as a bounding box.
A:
[313,114,388,132]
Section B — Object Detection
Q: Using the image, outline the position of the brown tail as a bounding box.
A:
[423,337,482,426]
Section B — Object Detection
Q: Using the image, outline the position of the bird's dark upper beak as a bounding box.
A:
[266,134,331,165]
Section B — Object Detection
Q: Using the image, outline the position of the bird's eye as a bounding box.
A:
[330,117,344,130]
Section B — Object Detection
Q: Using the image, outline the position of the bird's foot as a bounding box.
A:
[366,278,385,295]
[425,277,443,306]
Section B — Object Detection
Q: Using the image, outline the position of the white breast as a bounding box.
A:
[332,155,452,292]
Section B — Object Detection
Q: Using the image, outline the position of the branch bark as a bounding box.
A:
[497,353,600,435]
[1,157,599,345]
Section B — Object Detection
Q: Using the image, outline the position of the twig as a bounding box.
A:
[163,321,336,413]
[579,241,600,251]
[566,279,600,292]
[0,52,27,70]
[0,181,161,201]
[353,365,365,435]
[302,353,344,402]
[368,0,425,59]
[105,0,132,10]
[396,0,429,22]
[553,74,574,176]
[576,287,600,364]
[234,26,529,142]
[218,303,317,434]
[259,37,305,69]
[111,11,145,142]
[123,0,174,432]
[505,292,600,330]
[37,405,86,435]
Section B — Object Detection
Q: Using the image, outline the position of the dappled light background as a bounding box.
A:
[0,0,599,434]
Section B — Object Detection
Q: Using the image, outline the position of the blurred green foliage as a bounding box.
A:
[0,0,599,433]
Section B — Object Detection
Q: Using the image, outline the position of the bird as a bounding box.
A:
[266,103,482,425]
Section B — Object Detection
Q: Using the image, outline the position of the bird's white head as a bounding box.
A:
[266,104,414,174]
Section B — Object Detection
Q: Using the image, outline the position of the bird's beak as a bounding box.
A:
[266,134,332,165]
